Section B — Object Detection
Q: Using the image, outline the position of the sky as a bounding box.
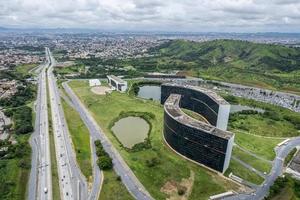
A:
[0,0,300,32]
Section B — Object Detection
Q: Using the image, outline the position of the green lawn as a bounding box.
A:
[225,159,264,185]
[99,170,134,200]
[16,63,38,75]
[61,98,93,182]
[233,130,282,160]
[68,80,241,200]
[233,147,272,173]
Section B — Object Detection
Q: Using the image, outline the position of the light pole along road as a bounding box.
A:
[47,48,88,200]
[62,81,154,200]
[28,48,52,200]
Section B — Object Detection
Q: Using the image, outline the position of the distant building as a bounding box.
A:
[107,75,127,92]
[145,72,186,79]
[161,83,233,173]
[89,79,101,87]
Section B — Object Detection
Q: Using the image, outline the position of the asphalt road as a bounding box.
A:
[62,81,154,200]
[59,83,102,200]
[28,48,52,200]
[47,48,88,200]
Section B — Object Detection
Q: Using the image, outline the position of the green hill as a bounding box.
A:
[146,39,300,93]
[152,39,300,72]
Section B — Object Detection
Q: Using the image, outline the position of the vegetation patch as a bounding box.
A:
[233,147,271,173]
[224,94,300,137]
[99,169,133,200]
[284,148,298,166]
[108,111,154,152]
[225,159,264,185]
[266,175,300,200]
[0,135,31,200]
[4,106,33,135]
[160,170,195,200]
[15,63,37,75]
[94,140,113,170]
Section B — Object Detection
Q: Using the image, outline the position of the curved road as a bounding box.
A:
[62,81,154,200]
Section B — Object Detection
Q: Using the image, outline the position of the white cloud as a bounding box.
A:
[0,0,299,32]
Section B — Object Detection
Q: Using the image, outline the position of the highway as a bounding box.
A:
[28,48,52,200]
[46,48,88,200]
[62,81,154,200]
[61,82,102,200]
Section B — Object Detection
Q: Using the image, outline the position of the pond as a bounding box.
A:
[137,85,161,101]
[111,116,150,148]
[230,104,265,113]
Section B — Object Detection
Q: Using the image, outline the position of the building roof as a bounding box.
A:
[107,75,126,84]
[162,83,229,105]
[164,94,233,140]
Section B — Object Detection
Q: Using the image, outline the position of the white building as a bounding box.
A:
[107,75,127,92]
[89,79,101,87]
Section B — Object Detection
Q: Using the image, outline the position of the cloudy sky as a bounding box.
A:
[1,0,300,32]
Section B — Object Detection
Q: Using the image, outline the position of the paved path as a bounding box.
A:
[225,137,300,200]
[62,81,154,200]
[232,156,266,178]
[235,145,272,164]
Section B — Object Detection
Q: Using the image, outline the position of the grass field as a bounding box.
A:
[16,63,38,75]
[233,147,272,173]
[224,159,265,185]
[68,80,242,200]
[230,114,299,137]
[99,170,134,200]
[61,98,93,182]
[233,130,282,160]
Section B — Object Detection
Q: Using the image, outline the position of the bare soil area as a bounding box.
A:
[91,86,112,95]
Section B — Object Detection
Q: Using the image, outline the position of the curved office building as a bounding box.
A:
[161,83,234,173]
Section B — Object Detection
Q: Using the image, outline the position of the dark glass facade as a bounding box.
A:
[161,84,233,173]
[161,84,219,126]
[164,110,231,172]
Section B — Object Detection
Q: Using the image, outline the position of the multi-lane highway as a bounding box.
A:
[62,81,153,200]
[47,48,89,200]
[28,48,52,200]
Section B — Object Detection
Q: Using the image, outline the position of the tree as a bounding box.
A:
[97,156,113,170]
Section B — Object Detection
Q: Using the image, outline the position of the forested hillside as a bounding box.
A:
[146,40,300,93]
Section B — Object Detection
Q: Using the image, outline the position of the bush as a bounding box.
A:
[177,186,187,196]
[18,159,31,169]
[96,148,107,157]
[97,156,113,170]
[94,140,102,148]
[223,95,239,104]
[263,111,281,121]
[145,157,160,167]
[116,176,121,181]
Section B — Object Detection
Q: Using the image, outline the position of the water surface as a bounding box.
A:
[111,116,149,148]
[137,85,161,101]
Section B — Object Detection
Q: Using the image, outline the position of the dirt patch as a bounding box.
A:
[91,86,112,95]
[161,170,195,200]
